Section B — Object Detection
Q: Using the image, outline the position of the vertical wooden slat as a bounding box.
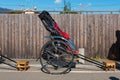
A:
[102,15,106,58]
[25,14,30,58]
[76,14,80,48]
[83,14,87,52]
[4,14,9,57]
[118,15,120,30]
[69,14,72,38]
[33,14,38,58]
[0,15,3,54]
[105,15,110,57]
[0,15,5,55]
[98,15,102,58]
[18,14,22,58]
[87,15,92,57]
[0,15,2,49]
[40,14,44,49]
[36,14,41,58]
[14,14,19,58]
[94,15,99,57]
[92,15,96,57]
[91,15,95,57]
[29,14,33,58]
[21,14,26,58]
[8,15,12,57]
[113,15,118,43]
[79,14,82,48]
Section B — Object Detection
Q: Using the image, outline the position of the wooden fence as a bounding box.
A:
[0,14,120,58]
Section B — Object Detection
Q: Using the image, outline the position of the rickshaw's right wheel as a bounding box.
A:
[39,40,74,74]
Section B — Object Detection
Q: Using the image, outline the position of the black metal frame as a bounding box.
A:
[0,54,17,68]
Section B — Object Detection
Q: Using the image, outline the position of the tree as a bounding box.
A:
[60,0,78,14]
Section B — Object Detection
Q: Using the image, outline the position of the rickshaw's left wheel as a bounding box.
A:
[39,40,74,74]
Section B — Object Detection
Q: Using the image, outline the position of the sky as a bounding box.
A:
[0,0,120,11]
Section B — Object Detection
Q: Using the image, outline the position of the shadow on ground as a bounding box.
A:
[116,62,120,70]
[0,66,15,70]
[109,76,120,80]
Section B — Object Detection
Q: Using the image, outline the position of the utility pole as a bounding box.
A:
[79,3,82,14]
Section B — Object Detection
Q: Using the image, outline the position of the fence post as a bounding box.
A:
[78,48,85,64]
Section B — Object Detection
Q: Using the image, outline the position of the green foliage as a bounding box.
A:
[8,11,24,14]
[60,0,78,14]
[60,11,78,14]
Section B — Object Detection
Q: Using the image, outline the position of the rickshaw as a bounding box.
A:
[38,11,104,74]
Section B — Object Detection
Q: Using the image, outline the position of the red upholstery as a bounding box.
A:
[54,23,70,40]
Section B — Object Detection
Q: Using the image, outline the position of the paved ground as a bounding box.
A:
[0,59,120,80]
[0,59,120,71]
[0,71,120,80]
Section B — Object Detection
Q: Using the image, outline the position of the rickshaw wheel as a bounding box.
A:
[39,40,74,74]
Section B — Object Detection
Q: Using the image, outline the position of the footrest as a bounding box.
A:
[16,61,30,71]
[103,62,116,71]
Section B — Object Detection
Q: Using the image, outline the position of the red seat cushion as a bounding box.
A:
[54,23,70,40]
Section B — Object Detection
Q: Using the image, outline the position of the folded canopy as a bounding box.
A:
[39,11,70,40]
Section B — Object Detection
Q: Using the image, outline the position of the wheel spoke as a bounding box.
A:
[44,48,56,58]
[51,41,58,51]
